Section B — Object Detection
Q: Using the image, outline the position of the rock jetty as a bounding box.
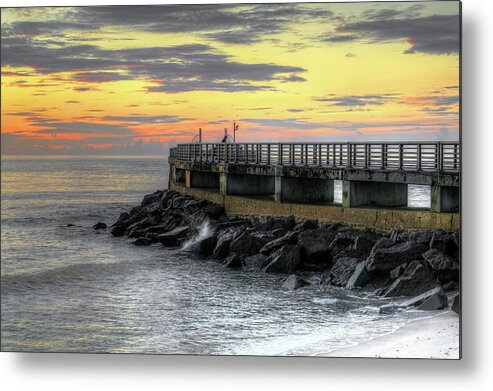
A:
[106,189,460,305]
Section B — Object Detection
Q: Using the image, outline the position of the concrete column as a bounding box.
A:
[220,173,228,195]
[275,176,334,204]
[226,173,274,196]
[342,180,408,208]
[185,170,191,188]
[189,170,219,189]
[431,185,460,212]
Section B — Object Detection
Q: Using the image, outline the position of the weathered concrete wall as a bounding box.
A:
[172,160,459,187]
[169,183,459,232]
[342,180,408,208]
[276,177,334,203]
[225,173,275,196]
[431,185,460,213]
[189,170,220,189]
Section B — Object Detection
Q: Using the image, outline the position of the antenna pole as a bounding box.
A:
[198,128,202,144]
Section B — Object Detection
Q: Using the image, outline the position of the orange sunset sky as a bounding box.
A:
[1,1,460,155]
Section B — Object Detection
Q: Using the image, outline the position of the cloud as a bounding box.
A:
[1,37,306,93]
[243,118,326,130]
[102,115,194,124]
[314,94,398,107]
[72,72,132,83]
[323,7,459,55]
[31,121,137,136]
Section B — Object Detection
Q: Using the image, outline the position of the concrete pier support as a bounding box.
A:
[186,170,220,189]
[223,173,274,196]
[342,180,408,208]
[431,185,460,212]
[275,176,334,204]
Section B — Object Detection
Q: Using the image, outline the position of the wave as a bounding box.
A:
[1,260,136,294]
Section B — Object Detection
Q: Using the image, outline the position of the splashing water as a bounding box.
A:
[181,219,214,251]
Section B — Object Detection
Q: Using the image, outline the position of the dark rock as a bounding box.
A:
[417,290,449,311]
[389,264,407,280]
[422,249,459,284]
[352,236,376,258]
[330,257,363,287]
[390,230,433,245]
[251,216,296,232]
[242,254,270,271]
[430,231,458,258]
[111,212,130,227]
[366,241,428,275]
[133,237,154,246]
[384,261,438,297]
[379,287,448,314]
[452,294,460,314]
[198,235,218,256]
[141,191,163,207]
[282,275,310,290]
[157,226,189,246]
[298,228,336,271]
[263,245,301,273]
[294,219,319,232]
[346,262,371,289]
[211,228,240,260]
[260,231,299,255]
[442,280,459,292]
[230,231,276,258]
[110,225,127,237]
[224,254,242,269]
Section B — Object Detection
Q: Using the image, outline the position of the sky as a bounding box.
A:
[1,1,460,155]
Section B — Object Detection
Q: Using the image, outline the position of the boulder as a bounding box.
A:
[141,190,163,207]
[211,228,240,260]
[389,264,407,280]
[384,261,438,297]
[198,235,218,256]
[379,287,448,314]
[110,225,127,237]
[133,237,154,246]
[365,241,428,275]
[224,254,242,269]
[157,226,189,246]
[111,212,130,227]
[263,245,301,273]
[294,219,319,232]
[330,257,363,287]
[260,231,299,255]
[282,275,310,290]
[390,230,433,245]
[422,249,459,284]
[242,254,270,271]
[452,294,460,314]
[92,222,107,230]
[230,230,277,258]
[298,228,336,271]
[430,231,458,258]
[250,216,295,232]
[346,262,371,289]
[417,290,449,311]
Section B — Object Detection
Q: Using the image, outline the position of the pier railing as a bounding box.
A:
[175,142,460,172]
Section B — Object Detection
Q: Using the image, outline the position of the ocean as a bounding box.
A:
[1,156,433,355]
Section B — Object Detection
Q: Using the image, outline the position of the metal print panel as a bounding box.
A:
[0,1,461,358]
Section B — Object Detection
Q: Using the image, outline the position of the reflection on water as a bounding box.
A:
[1,157,435,355]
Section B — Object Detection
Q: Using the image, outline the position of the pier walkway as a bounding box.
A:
[168,142,460,231]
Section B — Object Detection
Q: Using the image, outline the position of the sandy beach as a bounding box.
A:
[321,311,460,359]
